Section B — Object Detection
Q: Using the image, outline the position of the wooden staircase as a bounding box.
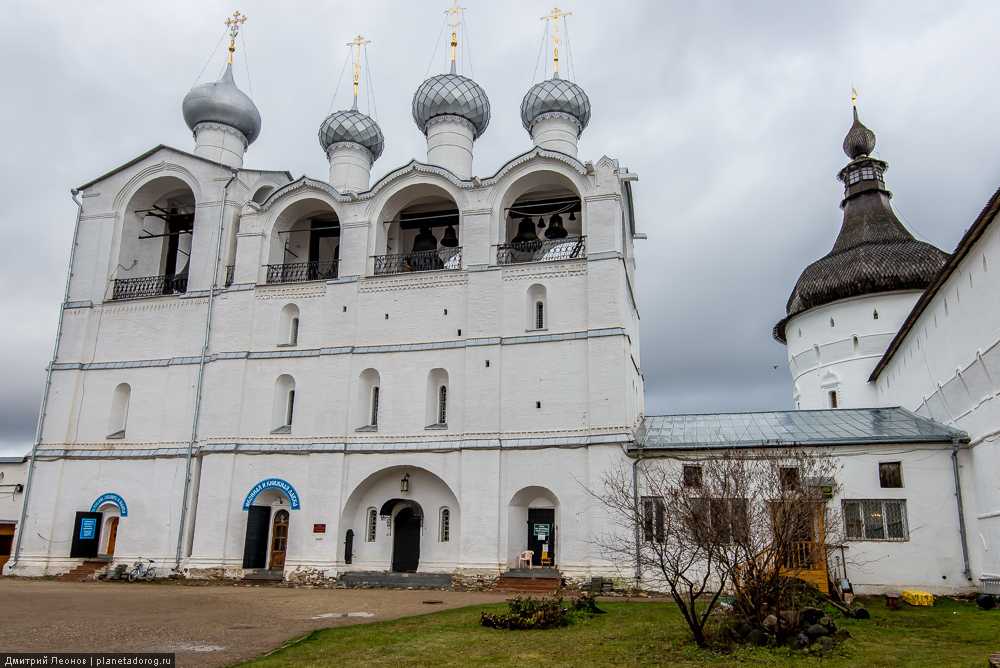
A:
[58,559,109,582]
[495,568,562,593]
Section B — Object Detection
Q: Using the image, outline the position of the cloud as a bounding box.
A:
[1,0,997,455]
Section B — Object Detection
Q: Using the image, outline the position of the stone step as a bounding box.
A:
[57,560,109,582]
[243,569,285,582]
[339,571,453,590]
[503,567,561,579]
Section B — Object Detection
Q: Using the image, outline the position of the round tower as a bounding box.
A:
[411,3,490,178]
[774,99,948,409]
[520,8,591,157]
[181,12,261,168]
[319,36,384,193]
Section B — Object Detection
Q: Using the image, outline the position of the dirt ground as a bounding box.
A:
[0,578,508,667]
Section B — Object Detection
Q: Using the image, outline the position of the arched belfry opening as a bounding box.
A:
[498,171,584,265]
[375,184,461,275]
[113,176,196,300]
[267,198,340,283]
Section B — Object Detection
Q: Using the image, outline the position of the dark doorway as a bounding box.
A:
[0,523,15,573]
[392,507,421,573]
[242,506,271,569]
[527,508,555,567]
[70,511,103,559]
[344,529,354,565]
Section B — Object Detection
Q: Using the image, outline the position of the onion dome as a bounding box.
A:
[520,75,591,134]
[318,108,384,161]
[843,107,876,159]
[773,108,948,343]
[412,72,491,138]
[182,63,261,145]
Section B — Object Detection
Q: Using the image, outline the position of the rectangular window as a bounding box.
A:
[828,390,838,408]
[682,465,703,488]
[780,467,800,491]
[641,496,665,543]
[535,301,545,330]
[289,317,299,346]
[694,498,748,545]
[366,509,377,542]
[879,462,903,488]
[842,499,908,541]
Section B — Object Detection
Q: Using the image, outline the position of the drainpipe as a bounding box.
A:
[9,189,85,570]
[950,436,972,581]
[631,450,641,588]
[175,171,238,570]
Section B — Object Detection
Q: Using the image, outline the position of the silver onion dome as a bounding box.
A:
[412,72,490,138]
[182,63,262,145]
[318,108,384,161]
[520,75,591,134]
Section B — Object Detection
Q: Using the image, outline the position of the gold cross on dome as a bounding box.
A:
[541,7,572,75]
[347,34,371,106]
[224,10,247,64]
[445,0,465,67]
[851,86,859,108]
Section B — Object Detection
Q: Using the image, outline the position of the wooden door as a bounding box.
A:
[105,517,119,557]
[391,508,421,573]
[269,510,289,570]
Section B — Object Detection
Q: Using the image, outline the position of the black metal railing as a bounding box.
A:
[111,273,188,300]
[496,236,586,265]
[265,259,339,284]
[224,264,235,287]
[373,247,462,276]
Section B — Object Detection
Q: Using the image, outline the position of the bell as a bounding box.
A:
[537,216,546,229]
[440,224,459,248]
[569,210,576,221]
[512,217,540,244]
[544,213,568,239]
[411,226,438,253]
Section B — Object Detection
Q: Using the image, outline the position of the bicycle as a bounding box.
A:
[128,558,156,582]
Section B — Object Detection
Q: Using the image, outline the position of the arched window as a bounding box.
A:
[527,284,547,331]
[357,369,381,430]
[366,508,378,542]
[425,368,449,428]
[439,507,451,542]
[279,304,300,346]
[272,375,296,433]
[108,383,131,439]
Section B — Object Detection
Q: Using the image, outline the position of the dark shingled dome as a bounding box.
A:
[774,109,948,343]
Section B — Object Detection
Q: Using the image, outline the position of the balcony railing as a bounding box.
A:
[111,273,188,301]
[374,247,462,276]
[224,264,235,287]
[265,259,339,284]
[496,236,586,265]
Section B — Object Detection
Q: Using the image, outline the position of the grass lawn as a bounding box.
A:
[241,596,998,667]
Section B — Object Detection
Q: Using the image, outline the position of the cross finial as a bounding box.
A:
[347,34,371,110]
[445,0,465,73]
[224,10,247,64]
[851,86,858,108]
[541,7,572,76]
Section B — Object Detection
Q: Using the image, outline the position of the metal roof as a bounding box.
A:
[635,407,967,451]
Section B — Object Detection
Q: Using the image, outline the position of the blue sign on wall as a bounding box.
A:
[242,478,301,510]
[90,492,128,517]
[79,517,97,540]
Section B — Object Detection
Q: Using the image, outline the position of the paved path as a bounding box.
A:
[0,579,507,667]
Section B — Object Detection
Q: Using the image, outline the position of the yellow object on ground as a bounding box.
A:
[901,590,934,606]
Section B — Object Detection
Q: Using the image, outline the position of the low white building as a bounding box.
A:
[5,11,997,596]
[0,456,27,573]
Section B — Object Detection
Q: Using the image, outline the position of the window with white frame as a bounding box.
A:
[366,508,378,542]
[439,507,450,542]
[842,499,908,541]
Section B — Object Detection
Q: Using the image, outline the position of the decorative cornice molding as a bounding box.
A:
[529,111,582,135]
[326,141,374,165]
[359,272,469,293]
[424,114,477,136]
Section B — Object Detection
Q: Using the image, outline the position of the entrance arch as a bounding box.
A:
[340,466,459,572]
[508,486,559,568]
[241,478,300,571]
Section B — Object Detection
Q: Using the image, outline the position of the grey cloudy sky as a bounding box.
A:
[2,1,998,456]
